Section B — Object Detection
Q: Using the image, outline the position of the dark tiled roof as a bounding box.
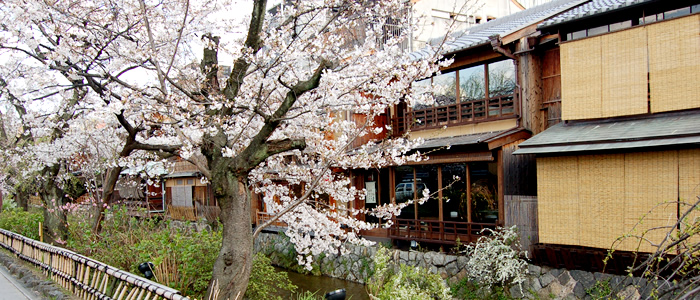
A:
[414,131,504,150]
[514,112,700,154]
[409,0,586,60]
[539,0,654,28]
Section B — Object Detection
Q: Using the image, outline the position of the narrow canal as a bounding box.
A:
[275,267,370,300]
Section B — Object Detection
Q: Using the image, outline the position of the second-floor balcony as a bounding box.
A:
[396,94,515,132]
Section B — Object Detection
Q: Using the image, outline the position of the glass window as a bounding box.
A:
[394,166,415,219]
[488,60,515,97]
[441,164,467,221]
[432,71,457,106]
[641,14,657,24]
[609,20,631,31]
[412,78,432,110]
[664,7,691,19]
[459,65,486,101]
[571,29,587,39]
[469,162,498,223]
[415,165,439,220]
[587,25,609,36]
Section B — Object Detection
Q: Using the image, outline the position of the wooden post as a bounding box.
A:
[38,222,43,243]
[438,166,443,221]
[413,168,418,220]
[497,149,505,226]
[466,164,472,223]
[389,167,396,205]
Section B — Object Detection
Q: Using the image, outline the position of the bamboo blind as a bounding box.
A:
[577,154,625,249]
[623,151,678,253]
[648,14,700,113]
[561,36,602,120]
[601,27,648,118]
[679,149,700,246]
[538,151,688,252]
[537,156,580,246]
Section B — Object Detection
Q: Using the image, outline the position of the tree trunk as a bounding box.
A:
[207,174,253,300]
[92,166,122,233]
[15,185,29,211]
[40,165,68,244]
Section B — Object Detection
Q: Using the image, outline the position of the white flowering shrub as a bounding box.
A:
[463,226,528,289]
[367,247,452,300]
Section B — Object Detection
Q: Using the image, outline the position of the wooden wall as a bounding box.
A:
[541,48,561,130]
[560,14,700,120]
[502,140,536,196]
[537,149,700,253]
[504,195,538,253]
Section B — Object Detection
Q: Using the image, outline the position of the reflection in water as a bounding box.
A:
[274,267,370,300]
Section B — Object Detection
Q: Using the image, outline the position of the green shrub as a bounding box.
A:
[367,247,451,300]
[0,206,43,239]
[245,253,297,300]
[65,207,221,299]
[451,279,514,300]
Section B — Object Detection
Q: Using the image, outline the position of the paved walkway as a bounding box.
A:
[0,264,38,300]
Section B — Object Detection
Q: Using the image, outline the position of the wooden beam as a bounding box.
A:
[487,130,532,150]
[502,23,540,45]
[448,45,503,70]
[497,149,505,226]
[405,152,493,165]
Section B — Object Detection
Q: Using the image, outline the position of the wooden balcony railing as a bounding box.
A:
[255,210,287,227]
[396,94,515,133]
[389,218,496,245]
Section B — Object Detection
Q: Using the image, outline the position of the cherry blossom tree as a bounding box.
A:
[0,0,453,297]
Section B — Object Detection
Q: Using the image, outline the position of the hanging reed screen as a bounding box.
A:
[537,150,688,253]
[648,14,700,113]
[561,36,602,120]
[601,27,648,118]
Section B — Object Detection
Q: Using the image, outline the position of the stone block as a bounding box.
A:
[539,281,564,299]
[433,253,446,266]
[445,262,459,276]
[408,251,416,261]
[528,264,542,276]
[399,251,408,261]
[573,282,586,299]
[617,285,641,300]
[570,270,596,290]
[423,252,433,265]
[456,269,468,281]
[540,273,557,287]
[548,268,562,278]
[456,256,468,267]
[529,277,542,292]
[510,284,526,299]
[558,270,573,285]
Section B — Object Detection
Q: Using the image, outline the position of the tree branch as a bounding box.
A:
[221,0,267,111]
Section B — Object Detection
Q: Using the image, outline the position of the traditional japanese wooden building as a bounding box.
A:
[348,0,587,250]
[514,0,700,270]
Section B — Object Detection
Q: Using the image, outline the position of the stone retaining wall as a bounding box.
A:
[255,232,657,299]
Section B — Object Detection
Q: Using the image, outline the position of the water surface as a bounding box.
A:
[275,267,370,300]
